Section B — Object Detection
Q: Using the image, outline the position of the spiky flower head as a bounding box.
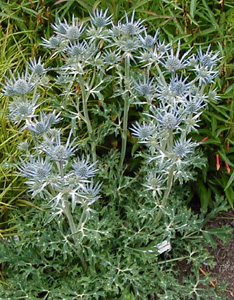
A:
[43,131,77,162]
[55,73,72,86]
[41,35,62,49]
[145,106,184,130]
[197,45,221,67]
[103,49,121,65]
[131,121,156,141]
[160,42,191,72]
[52,18,69,35]
[169,75,192,97]
[78,180,102,205]
[8,97,39,124]
[136,50,153,65]
[143,172,166,197]
[139,30,159,49]
[18,157,52,180]
[116,37,139,55]
[2,70,34,96]
[120,11,145,35]
[173,139,197,158]
[72,155,98,179]
[65,41,88,58]
[193,65,219,84]
[58,15,85,41]
[25,111,61,135]
[89,9,112,28]
[133,75,156,97]
[17,141,30,153]
[185,95,207,114]
[112,11,145,37]
[208,88,220,101]
[28,57,47,76]
[156,40,171,54]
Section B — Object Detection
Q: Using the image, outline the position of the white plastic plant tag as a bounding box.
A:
[156,240,171,254]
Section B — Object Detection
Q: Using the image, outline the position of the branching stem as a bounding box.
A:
[78,74,96,162]
[119,56,130,168]
[58,161,87,271]
[63,200,87,271]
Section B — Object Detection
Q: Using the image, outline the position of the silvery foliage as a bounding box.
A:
[1,9,224,300]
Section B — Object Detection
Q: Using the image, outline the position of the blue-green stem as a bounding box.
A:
[63,200,87,271]
[155,63,167,85]
[199,83,206,96]
[155,129,174,225]
[58,160,87,271]
[78,74,96,162]
[155,165,174,226]
[119,56,130,168]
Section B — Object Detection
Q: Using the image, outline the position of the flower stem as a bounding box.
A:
[58,161,87,271]
[155,63,166,85]
[119,57,130,168]
[78,74,96,162]
[155,166,174,225]
[63,200,87,271]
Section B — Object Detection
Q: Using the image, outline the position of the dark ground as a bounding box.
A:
[207,211,234,300]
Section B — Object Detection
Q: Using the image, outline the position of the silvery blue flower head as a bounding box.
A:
[197,45,221,67]
[41,35,62,49]
[172,139,197,158]
[193,65,219,84]
[143,172,166,197]
[155,79,177,104]
[18,157,52,180]
[114,37,139,60]
[43,131,77,162]
[103,49,121,66]
[2,70,34,96]
[79,180,102,205]
[89,9,112,28]
[72,155,98,179]
[131,121,156,141]
[25,111,61,135]
[185,95,207,114]
[145,105,184,130]
[169,75,192,97]
[55,74,72,86]
[208,88,220,101]
[156,40,171,54]
[136,50,154,65]
[112,11,145,36]
[8,95,40,124]
[120,38,139,52]
[133,74,156,97]
[139,30,159,49]
[160,42,192,72]
[58,15,85,41]
[28,57,47,76]
[17,141,30,153]
[65,41,88,58]
[52,18,69,35]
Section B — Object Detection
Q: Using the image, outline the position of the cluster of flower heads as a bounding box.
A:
[17,129,101,212]
[1,9,221,201]
[37,9,220,78]
[2,9,221,100]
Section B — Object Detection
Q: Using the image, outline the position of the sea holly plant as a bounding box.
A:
[0,9,230,300]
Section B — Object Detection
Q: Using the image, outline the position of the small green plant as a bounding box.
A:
[0,9,232,300]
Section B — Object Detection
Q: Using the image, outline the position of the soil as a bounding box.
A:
[206,210,234,300]
[151,210,234,300]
